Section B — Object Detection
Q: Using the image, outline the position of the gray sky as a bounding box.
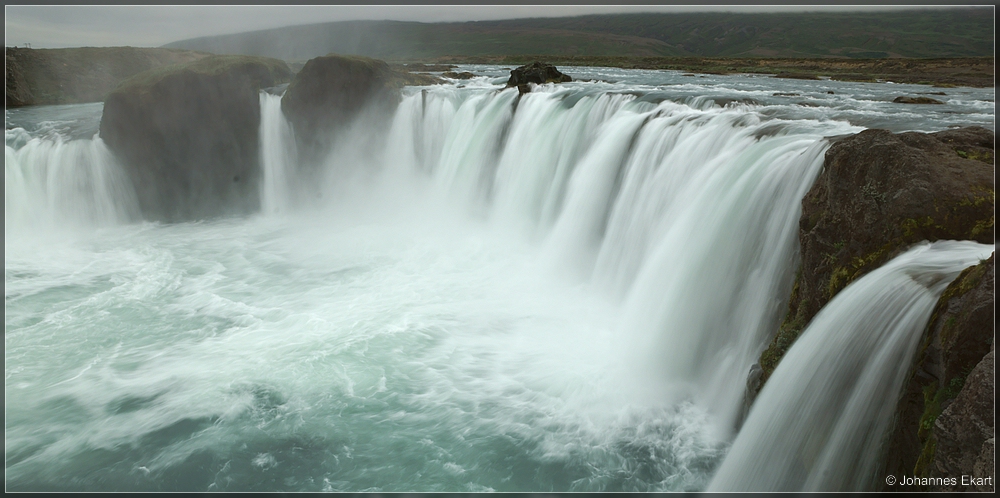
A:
[4,4,988,49]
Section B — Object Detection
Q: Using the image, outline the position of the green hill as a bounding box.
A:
[162,9,994,62]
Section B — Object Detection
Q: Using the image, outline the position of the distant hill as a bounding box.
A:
[162,9,994,61]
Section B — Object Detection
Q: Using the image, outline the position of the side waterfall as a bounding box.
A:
[258,93,297,214]
[4,129,138,234]
[708,240,994,491]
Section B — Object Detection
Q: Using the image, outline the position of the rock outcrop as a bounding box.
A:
[442,71,476,80]
[5,47,209,107]
[932,347,994,491]
[894,96,945,105]
[755,126,994,390]
[280,54,438,165]
[505,62,572,94]
[99,55,291,222]
[881,254,994,491]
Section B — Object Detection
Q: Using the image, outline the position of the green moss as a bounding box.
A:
[942,373,968,400]
[758,272,805,382]
[917,382,940,439]
[827,266,853,298]
[901,216,938,238]
[938,258,989,305]
[970,215,994,237]
[958,187,995,208]
[913,368,972,478]
[914,433,937,478]
[826,243,898,299]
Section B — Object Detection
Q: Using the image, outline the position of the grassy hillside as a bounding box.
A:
[163,20,679,61]
[6,47,210,106]
[476,9,994,58]
[162,9,994,62]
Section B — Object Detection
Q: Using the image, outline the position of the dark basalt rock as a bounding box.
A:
[894,96,945,104]
[749,126,994,411]
[506,62,571,93]
[442,71,476,80]
[99,55,291,222]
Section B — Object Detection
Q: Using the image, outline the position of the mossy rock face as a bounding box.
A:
[880,254,994,491]
[100,55,292,222]
[754,126,994,388]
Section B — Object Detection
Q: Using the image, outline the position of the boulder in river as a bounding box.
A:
[894,96,945,104]
[100,55,291,222]
[506,62,572,93]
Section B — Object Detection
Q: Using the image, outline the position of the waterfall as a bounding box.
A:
[264,84,861,432]
[258,92,297,214]
[7,75,991,492]
[708,240,994,491]
[4,129,139,234]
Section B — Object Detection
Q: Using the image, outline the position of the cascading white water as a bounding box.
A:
[4,130,139,234]
[708,240,995,492]
[338,85,862,432]
[258,93,297,215]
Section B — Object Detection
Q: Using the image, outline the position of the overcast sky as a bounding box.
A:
[4,4,991,49]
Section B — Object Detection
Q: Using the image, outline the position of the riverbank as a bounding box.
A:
[5,47,210,106]
[420,55,994,88]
